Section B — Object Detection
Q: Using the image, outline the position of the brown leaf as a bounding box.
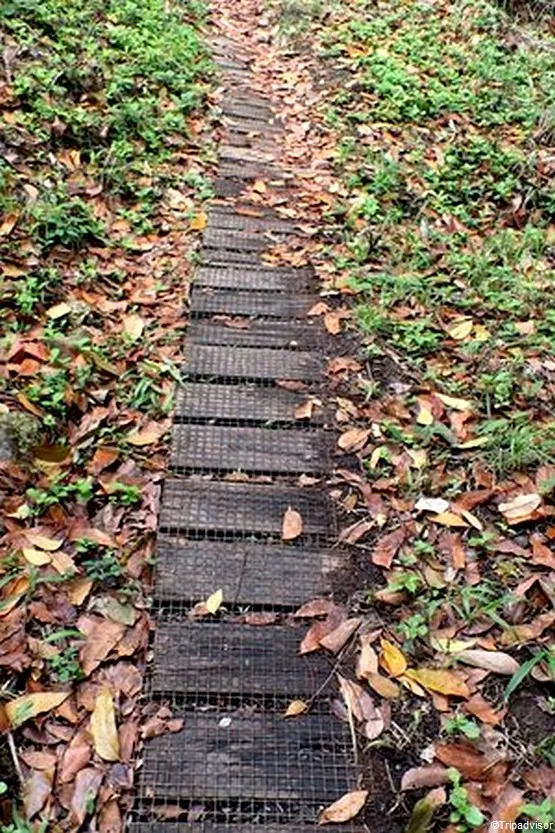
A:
[338,676,377,723]
[24,769,53,819]
[318,790,368,825]
[488,786,525,831]
[293,599,336,618]
[59,729,92,783]
[498,492,542,524]
[372,527,406,569]
[337,427,371,453]
[282,507,303,541]
[455,649,519,676]
[431,511,469,528]
[127,420,168,447]
[356,637,379,679]
[91,687,120,762]
[365,672,401,699]
[434,743,501,780]
[122,314,144,341]
[401,765,450,791]
[70,767,104,827]
[78,617,125,676]
[319,618,361,654]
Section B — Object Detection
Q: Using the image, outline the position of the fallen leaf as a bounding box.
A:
[401,765,450,791]
[319,618,361,654]
[372,527,406,568]
[337,427,371,453]
[294,400,314,420]
[431,511,469,528]
[455,649,520,676]
[22,548,51,566]
[415,497,450,514]
[24,769,53,819]
[122,314,144,341]
[405,787,446,833]
[435,393,473,411]
[46,301,71,319]
[446,318,473,340]
[405,668,470,697]
[127,420,167,446]
[284,699,308,717]
[498,493,542,524]
[282,506,303,540]
[318,790,368,825]
[293,599,336,618]
[6,690,70,728]
[90,688,120,762]
[205,588,223,614]
[380,638,408,677]
[190,211,208,230]
[70,767,104,827]
[356,638,379,679]
[365,672,400,699]
[24,532,63,551]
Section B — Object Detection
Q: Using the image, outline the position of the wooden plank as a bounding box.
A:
[190,289,317,319]
[159,481,333,536]
[170,424,327,474]
[175,382,323,424]
[151,623,328,694]
[155,537,342,604]
[141,714,353,801]
[183,345,322,381]
[187,320,324,349]
[194,266,311,291]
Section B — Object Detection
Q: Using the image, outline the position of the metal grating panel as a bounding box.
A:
[140,714,353,802]
[194,266,312,292]
[159,480,333,537]
[129,825,332,832]
[203,228,277,251]
[175,382,323,424]
[151,623,330,695]
[170,424,328,474]
[219,163,284,182]
[219,145,277,164]
[221,102,274,121]
[155,537,342,605]
[183,346,322,381]
[207,212,295,235]
[187,320,325,350]
[191,290,318,319]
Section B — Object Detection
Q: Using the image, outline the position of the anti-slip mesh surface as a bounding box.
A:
[134,36,358,833]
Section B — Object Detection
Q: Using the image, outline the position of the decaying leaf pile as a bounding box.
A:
[0,0,212,828]
[214,0,555,829]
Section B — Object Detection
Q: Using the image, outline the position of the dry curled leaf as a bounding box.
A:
[90,687,120,762]
[282,506,303,541]
[455,649,520,676]
[405,668,470,698]
[318,790,369,825]
[284,699,308,718]
[337,427,371,453]
[380,638,408,678]
[6,690,70,729]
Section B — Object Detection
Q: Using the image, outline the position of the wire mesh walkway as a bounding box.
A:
[130,37,357,833]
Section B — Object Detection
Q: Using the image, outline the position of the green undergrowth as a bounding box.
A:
[320,0,555,476]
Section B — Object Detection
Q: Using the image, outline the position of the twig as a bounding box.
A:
[344,686,359,768]
[7,730,24,786]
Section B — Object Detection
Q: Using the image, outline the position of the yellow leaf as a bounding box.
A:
[123,314,144,341]
[282,507,303,541]
[252,179,267,193]
[431,511,469,528]
[446,318,473,340]
[22,548,51,567]
[408,449,428,470]
[405,668,470,698]
[380,638,408,677]
[24,532,63,552]
[318,790,368,825]
[460,509,483,530]
[284,699,308,718]
[205,588,223,614]
[473,324,490,342]
[417,403,434,426]
[90,688,120,762]
[456,436,491,450]
[435,393,473,412]
[66,577,94,606]
[6,691,70,728]
[46,302,71,320]
[190,211,207,231]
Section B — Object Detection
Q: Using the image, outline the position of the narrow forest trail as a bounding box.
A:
[131,28,361,833]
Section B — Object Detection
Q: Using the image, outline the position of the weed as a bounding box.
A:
[447,768,485,829]
[30,187,105,250]
[26,476,94,515]
[396,613,429,650]
[521,798,555,825]
[444,714,481,741]
[108,482,141,506]
[80,547,122,584]
[47,645,84,683]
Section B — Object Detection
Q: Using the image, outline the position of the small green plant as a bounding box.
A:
[521,798,555,825]
[30,187,105,250]
[0,781,7,796]
[444,714,481,741]
[108,482,141,506]
[47,645,84,683]
[447,768,485,830]
[0,808,48,833]
[397,613,429,649]
[82,550,122,584]
[26,477,94,515]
